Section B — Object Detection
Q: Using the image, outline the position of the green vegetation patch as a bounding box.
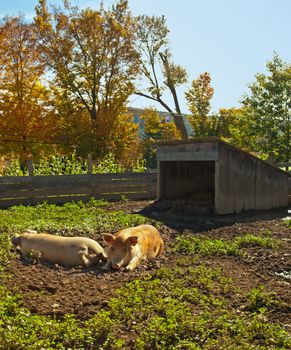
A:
[1,153,146,177]
[0,199,150,237]
[246,285,280,313]
[0,263,289,349]
[0,232,11,273]
[173,233,280,256]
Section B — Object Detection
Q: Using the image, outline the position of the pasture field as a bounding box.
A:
[0,200,290,349]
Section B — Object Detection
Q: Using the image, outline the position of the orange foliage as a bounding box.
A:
[0,16,58,160]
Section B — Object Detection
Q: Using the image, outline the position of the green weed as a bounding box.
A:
[246,285,279,313]
[235,234,279,249]
[173,233,279,256]
[0,232,11,272]
[0,264,289,349]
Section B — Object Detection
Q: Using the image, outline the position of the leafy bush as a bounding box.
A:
[34,151,87,175]
[1,158,28,176]
[0,152,147,176]
[92,153,125,174]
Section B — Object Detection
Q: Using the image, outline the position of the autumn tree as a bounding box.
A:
[135,15,188,139]
[139,107,180,167]
[34,0,140,156]
[109,112,141,167]
[141,107,180,141]
[0,15,58,160]
[185,72,219,137]
[241,54,291,162]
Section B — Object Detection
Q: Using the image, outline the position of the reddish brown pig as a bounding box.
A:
[102,224,164,271]
[12,231,107,267]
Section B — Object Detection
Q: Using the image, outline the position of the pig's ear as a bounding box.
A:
[102,233,115,245]
[126,236,138,246]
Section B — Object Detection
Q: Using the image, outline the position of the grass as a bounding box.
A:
[0,201,289,349]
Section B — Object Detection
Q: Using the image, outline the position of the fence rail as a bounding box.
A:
[0,172,157,208]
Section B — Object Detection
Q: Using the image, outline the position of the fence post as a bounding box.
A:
[87,154,93,174]
[27,160,34,177]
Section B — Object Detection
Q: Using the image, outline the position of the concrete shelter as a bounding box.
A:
[156,138,288,214]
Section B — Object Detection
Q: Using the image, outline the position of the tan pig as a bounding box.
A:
[102,224,164,271]
[12,231,107,267]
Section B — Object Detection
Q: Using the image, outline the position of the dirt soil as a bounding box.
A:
[3,200,291,330]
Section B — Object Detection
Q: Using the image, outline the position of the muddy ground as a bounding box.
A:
[3,200,291,330]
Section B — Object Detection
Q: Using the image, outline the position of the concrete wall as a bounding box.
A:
[156,141,219,162]
[216,143,288,214]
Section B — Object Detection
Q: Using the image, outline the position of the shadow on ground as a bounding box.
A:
[138,200,290,233]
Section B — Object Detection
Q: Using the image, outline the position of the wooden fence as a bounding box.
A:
[0,172,157,208]
[0,159,290,209]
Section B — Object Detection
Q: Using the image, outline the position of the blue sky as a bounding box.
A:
[1,0,290,114]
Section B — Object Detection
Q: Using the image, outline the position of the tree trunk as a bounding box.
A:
[172,113,188,140]
[90,107,97,121]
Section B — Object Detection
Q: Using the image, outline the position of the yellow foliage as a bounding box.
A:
[140,107,181,141]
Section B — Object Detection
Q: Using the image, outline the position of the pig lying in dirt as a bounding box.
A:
[11,230,107,267]
[102,224,164,271]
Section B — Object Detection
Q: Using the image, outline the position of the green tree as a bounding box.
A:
[135,15,188,139]
[217,107,255,150]
[241,53,291,162]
